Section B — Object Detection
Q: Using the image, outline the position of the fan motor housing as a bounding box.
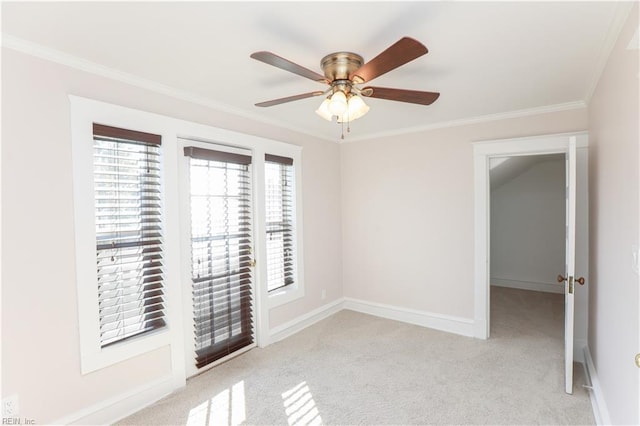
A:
[320,52,364,81]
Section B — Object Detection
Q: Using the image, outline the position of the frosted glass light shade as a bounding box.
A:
[337,95,370,123]
[328,91,348,115]
[315,98,333,121]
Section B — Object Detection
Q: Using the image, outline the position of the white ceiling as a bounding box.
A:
[1,1,631,142]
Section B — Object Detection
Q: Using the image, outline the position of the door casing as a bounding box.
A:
[473,132,589,360]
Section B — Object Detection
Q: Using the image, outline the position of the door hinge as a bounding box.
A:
[569,276,574,294]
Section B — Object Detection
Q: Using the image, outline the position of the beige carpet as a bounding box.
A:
[118,287,594,425]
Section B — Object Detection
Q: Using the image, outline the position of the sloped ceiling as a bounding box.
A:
[1,1,632,142]
[490,154,564,190]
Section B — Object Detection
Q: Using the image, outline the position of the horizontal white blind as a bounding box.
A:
[265,154,295,292]
[185,146,254,369]
[93,124,165,348]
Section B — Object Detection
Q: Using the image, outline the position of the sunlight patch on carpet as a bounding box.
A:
[282,381,322,426]
[187,380,246,425]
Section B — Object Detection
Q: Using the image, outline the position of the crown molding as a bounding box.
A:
[2,33,588,144]
[1,34,331,142]
[340,101,587,143]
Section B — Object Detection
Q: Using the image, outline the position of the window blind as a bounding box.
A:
[92,123,165,348]
[265,154,295,292]
[185,146,254,369]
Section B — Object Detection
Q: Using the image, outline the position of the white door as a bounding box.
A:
[563,137,577,394]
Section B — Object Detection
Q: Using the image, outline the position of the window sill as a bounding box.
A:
[80,327,171,375]
[267,283,305,309]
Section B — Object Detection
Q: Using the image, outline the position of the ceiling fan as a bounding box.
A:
[250,37,440,136]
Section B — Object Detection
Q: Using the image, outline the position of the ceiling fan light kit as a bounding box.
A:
[316,92,370,123]
[251,37,440,138]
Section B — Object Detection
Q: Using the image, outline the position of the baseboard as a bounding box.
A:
[343,297,475,337]
[269,298,345,343]
[583,346,612,425]
[51,374,180,425]
[491,278,563,294]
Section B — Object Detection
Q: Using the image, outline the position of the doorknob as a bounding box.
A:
[557,275,585,285]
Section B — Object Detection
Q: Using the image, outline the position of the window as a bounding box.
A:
[264,154,295,292]
[184,146,254,368]
[71,96,304,374]
[92,124,166,347]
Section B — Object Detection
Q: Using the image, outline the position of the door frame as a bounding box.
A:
[177,138,260,378]
[472,131,588,339]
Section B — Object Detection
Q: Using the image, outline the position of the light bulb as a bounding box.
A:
[328,91,348,116]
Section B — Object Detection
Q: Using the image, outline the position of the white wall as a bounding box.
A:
[1,48,343,424]
[341,109,588,323]
[587,3,639,424]
[490,157,566,294]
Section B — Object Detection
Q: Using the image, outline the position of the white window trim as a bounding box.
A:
[262,150,305,308]
[71,96,305,373]
[70,97,180,374]
[177,137,305,352]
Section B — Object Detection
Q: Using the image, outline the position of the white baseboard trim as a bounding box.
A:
[269,298,345,344]
[583,346,612,425]
[51,374,180,425]
[491,278,563,294]
[343,297,475,338]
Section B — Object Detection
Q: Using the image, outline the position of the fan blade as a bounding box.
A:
[255,91,325,107]
[251,51,328,84]
[361,86,440,105]
[350,37,428,84]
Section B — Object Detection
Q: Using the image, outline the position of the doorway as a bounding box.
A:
[488,153,566,340]
[473,132,589,393]
[488,154,567,364]
[179,139,258,378]
[489,154,566,297]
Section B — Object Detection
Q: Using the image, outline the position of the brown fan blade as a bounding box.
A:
[350,37,428,84]
[251,51,328,84]
[255,91,325,107]
[361,86,440,105]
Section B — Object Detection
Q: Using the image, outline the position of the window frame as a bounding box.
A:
[261,150,304,309]
[71,96,305,375]
[71,100,174,374]
[264,154,296,293]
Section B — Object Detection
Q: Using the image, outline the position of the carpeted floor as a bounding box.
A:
[118,286,594,425]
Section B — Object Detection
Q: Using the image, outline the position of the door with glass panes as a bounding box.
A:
[180,141,256,377]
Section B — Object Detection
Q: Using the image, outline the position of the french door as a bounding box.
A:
[181,141,256,377]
